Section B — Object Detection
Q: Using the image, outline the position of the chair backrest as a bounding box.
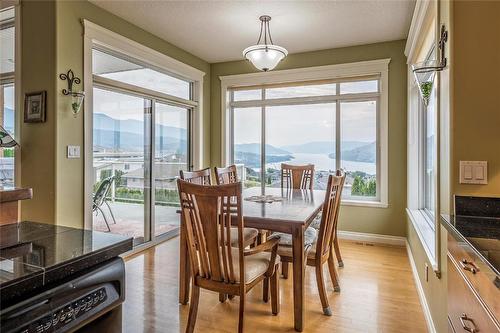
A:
[180,168,212,185]
[315,171,345,259]
[214,165,238,185]
[281,163,315,190]
[93,176,114,208]
[177,179,245,285]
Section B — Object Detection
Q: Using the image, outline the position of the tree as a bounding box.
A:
[351,175,364,196]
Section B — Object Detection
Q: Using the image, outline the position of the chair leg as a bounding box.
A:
[186,284,200,333]
[328,251,341,292]
[262,278,269,303]
[334,236,343,267]
[97,206,111,232]
[315,264,332,316]
[282,261,289,279]
[219,293,227,303]
[238,293,245,333]
[104,200,117,224]
[270,268,280,315]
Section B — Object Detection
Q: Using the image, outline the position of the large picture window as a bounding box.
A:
[228,77,381,203]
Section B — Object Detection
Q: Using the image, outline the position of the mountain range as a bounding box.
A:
[91,113,375,163]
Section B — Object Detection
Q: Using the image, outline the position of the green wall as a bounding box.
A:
[20,1,57,223]
[211,40,408,236]
[19,0,211,227]
[452,0,500,196]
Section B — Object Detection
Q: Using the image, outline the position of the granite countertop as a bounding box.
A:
[0,221,133,308]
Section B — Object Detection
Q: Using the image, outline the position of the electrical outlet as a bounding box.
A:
[425,263,429,282]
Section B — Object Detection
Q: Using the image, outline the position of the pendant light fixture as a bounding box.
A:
[243,15,288,72]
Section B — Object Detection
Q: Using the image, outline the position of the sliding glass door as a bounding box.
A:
[90,47,194,247]
[153,102,189,237]
[92,88,150,245]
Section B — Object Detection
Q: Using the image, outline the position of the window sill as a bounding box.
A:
[406,208,437,269]
[342,200,389,208]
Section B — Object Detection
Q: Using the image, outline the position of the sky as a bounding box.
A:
[93,87,187,129]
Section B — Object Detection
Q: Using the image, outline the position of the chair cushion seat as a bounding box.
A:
[231,248,279,283]
[310,212,322,230]
[277,238,319,260]
[271,227,318,247]
[229,227,259,247]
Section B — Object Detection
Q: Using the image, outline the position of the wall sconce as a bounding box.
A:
[59,69,85,117]
[411,25,448,105]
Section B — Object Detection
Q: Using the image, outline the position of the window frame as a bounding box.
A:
[405,0,442,275]
[0,3,20,187]
[83,20,205,235]
[220,59,390,208]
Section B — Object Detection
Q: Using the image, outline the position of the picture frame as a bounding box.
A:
[24,91,46,123]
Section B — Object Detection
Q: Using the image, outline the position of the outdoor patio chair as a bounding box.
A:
[93,176,117,232]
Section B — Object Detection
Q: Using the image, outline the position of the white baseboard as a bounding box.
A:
[337,230,406,246]
[405,240,437,333]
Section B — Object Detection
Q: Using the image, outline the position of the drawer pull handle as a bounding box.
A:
[460,313,479,333]
[460,259,479,274]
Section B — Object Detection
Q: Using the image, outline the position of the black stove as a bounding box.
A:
[0,221,133,333]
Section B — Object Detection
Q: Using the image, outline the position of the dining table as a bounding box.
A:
[178,186,326,332]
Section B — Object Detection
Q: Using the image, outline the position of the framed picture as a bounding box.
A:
[24,91,46,123]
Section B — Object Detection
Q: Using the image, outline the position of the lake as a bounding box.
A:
[265,152,376,175]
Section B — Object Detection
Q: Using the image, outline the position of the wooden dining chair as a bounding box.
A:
[216,165,267,246]
[214,164,238,185]
[270,173,345,316]
[179,169,259,249]
[177,180,281,333]
[310,169,346,267]
[180,168,212,185]
[281,163,315,190]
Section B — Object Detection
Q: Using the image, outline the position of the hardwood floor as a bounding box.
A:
[122,237,427,333]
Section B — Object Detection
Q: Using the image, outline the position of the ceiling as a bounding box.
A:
[89,0,416,63]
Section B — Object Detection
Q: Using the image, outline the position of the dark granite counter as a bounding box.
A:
[0,221,133,308]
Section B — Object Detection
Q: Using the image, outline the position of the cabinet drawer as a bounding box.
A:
[448,233,500,319]
[448,255,500,332]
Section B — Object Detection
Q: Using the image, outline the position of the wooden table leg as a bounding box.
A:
[179,218,191,304]
[292,226,305,332]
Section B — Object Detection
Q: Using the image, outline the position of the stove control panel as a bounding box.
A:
[19,288,107,333]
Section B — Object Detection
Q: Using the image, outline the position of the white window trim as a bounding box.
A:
[220,59,390,208]
[82,20,205,229]
[0,3,21,186]
[405,0,441,274]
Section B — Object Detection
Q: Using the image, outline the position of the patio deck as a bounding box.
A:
[93,201,180,239]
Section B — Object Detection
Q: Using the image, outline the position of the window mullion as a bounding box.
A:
[261,88,266,190]
[335,84,341,172]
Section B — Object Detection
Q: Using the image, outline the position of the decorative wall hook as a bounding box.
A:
[59,69,85,117]
[411,25,449,105]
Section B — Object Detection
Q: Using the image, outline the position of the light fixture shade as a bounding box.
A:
[0,126,18,148]
[243,44,288,72]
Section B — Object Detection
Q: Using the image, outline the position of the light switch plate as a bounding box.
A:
[67,145,80,159]
[459,161,487,184]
